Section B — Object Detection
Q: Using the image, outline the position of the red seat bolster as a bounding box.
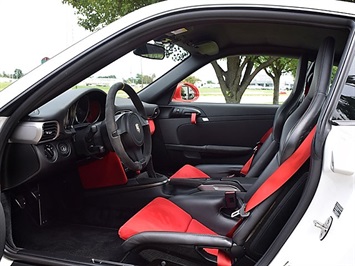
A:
[170,164,210,179]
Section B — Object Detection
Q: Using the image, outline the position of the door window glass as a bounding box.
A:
[172,55,299,105]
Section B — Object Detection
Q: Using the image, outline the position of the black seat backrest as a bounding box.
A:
[246,56,309,177]
[232,36,335,248]
[193,56,309,180]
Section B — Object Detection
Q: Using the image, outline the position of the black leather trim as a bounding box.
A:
[279,37,335,163]
[168,177,253,192]
[246,138,278,177]
[197,164,243,177]
[169,177,208,188]
[219,177,258,191]
[121,232,233,253]
[171,191,238,235]
[272,55,309,142]
[166,144,252,155]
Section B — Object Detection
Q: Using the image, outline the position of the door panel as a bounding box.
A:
[152,103,277,174]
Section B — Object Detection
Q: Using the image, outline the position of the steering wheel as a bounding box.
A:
[105,82,152,171]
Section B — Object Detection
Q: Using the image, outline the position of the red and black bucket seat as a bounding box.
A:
[118,37,335,265]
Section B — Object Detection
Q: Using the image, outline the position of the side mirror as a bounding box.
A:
[172,82,200,102]
[133,43,165,60]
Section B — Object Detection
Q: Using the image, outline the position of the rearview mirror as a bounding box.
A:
[133,43,165,60]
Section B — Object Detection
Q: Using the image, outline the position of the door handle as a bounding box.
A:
[171,107,201,118]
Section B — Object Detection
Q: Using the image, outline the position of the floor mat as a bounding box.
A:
[13,222,125,262]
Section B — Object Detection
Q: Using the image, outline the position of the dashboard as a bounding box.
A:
[3,88,159,190]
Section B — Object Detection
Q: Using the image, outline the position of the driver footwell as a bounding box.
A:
[12,221,125,262]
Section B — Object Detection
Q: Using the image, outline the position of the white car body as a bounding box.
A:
[271,125,355,265]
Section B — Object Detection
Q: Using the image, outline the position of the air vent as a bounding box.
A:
[40,122,59,142]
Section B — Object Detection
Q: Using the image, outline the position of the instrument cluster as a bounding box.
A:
[64,91,106,129]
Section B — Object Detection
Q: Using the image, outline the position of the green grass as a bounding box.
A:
[70,85,276,98]
[1,82,284,102]
[198,87,275,97]
[0,82,11,92]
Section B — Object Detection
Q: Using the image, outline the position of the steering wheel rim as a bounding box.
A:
[105,82,152,171]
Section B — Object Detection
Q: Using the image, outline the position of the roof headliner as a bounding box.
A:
[157,10,351,61]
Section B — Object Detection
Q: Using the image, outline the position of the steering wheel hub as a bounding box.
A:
[123,112,144,147]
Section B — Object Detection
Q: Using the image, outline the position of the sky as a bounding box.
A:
[0,1,292,84]
[0,0,89,74]
[0,1,197,82]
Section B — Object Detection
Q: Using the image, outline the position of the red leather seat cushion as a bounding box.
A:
[119,197,192,239]
[119,197,218,255]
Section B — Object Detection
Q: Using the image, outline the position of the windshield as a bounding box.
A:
[0,43,189,100]
[72,44,188,97]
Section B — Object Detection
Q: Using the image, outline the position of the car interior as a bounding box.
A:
[0,7,352,266]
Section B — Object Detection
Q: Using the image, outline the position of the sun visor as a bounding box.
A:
[195,41,219,55]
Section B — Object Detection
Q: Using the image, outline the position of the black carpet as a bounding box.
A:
[13,221,125,262]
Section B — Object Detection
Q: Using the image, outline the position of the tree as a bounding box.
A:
[184,76,200,84]
[211,56,279,103]
[136,73,155,84]
[14,69,24,79]
[123,77,136,84]
[262,58,297,104]
[62,0,161,31]
[1,71,9,78]
[63,1,280,103]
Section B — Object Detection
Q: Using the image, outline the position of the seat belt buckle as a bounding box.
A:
[231,203,250,218]
[225,191,237,209]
